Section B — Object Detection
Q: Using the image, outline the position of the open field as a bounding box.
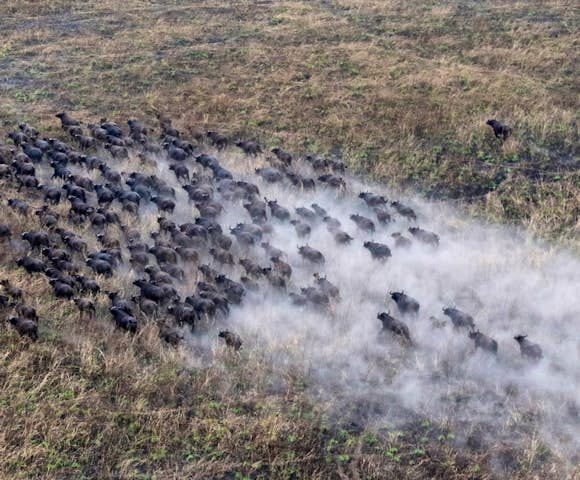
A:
[0,1,579,479]
[1,0,578,241]
[3,124,580,479]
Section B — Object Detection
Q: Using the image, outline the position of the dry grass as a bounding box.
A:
[0,161,576,480]
[0,0,578,241]
[0,0,579,478]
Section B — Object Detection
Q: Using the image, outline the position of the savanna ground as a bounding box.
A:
[0,0,578,478]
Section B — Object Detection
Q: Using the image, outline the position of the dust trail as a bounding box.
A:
[103,145,580,462]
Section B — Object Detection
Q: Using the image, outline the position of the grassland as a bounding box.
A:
[0,0,578,478]
[1,0,579,242]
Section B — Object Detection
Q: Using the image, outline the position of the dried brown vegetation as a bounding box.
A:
[0,1,578,479]
[1,0,578,241]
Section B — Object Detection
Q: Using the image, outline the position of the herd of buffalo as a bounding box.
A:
[0,113,542,362]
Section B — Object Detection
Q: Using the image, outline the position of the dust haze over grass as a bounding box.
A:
[217,149,580,457]
[115,146,580,462]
